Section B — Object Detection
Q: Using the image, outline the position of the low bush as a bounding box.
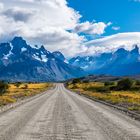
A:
[0,81,8,95]
[104,81,115,86]
[14,82,21,88]
[116,78,133,90]
[135,80,140,86]
[84,86,110,93]
[83,80,89,83]
[96,87,110,93]
[71,79,81,84]
[109,86,117,90]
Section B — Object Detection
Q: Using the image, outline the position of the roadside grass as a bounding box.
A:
[0,83,52,106]
[67,82,140,113]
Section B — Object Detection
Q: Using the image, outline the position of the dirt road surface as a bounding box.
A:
[0,84,140,140]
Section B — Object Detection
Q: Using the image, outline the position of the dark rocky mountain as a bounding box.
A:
[0,37,85,82]
[69,45,140,76]
[52,51,65,61]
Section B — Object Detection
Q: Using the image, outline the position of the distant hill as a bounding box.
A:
[65,75,121,83]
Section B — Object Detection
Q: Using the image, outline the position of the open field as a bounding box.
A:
[67,81,140,113]
[0,83,52,106]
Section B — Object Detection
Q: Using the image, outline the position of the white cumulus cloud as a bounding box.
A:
[112,26,120,31]
[74,21,111,35]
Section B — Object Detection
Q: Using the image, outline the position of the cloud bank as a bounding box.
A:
[0,0,110,57]
[84,32,140,56]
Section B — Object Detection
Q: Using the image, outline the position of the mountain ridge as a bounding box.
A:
[0,37,85,82]
[69,45,140,76]
[1,36,140,82]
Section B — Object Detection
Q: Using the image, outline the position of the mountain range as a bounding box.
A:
[0,37,85,82]
[0,36,140,82]
[69,45,140,76]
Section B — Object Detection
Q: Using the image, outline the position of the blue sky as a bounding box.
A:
[68,0,140,35]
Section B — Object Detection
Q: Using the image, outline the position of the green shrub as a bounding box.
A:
[72,78,81,84]
[84,86,110,93]
[117,78,133,90]
[0,81,8,95]
[135,80,140,86]
[104,81,115,86]
[109,86,117,91]
[96,87,110,93]
[83,80,89,83]
[14,82,21,88]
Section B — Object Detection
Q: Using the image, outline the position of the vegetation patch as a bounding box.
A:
[66,78,140,114]
[0,82,52,106]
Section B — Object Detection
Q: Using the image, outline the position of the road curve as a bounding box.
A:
[0,84,140,140]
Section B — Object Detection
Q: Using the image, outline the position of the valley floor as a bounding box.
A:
[0,84,140,139]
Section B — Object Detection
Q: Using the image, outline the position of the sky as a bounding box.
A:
[68,0,140,35]
[0,0,140,57]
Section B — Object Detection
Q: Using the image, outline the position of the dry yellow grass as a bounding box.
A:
[9,83,49,90]
[67,82,103,89]
[0,83,52,106]
[68,82,140,112]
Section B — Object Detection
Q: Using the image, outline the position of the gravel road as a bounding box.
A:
[0,83,140,140]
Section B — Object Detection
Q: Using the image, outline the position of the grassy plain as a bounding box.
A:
[67,82,140,113]
[0,83,52,106]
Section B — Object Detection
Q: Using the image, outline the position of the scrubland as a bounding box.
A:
[67,79,140,113]
[0,83,52,106]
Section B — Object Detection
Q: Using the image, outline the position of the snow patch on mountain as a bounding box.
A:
[75,59,80,62]
[41,55,48,62]
[33,54,41,61]
[3,43,14,60]
[21,47,27,52]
